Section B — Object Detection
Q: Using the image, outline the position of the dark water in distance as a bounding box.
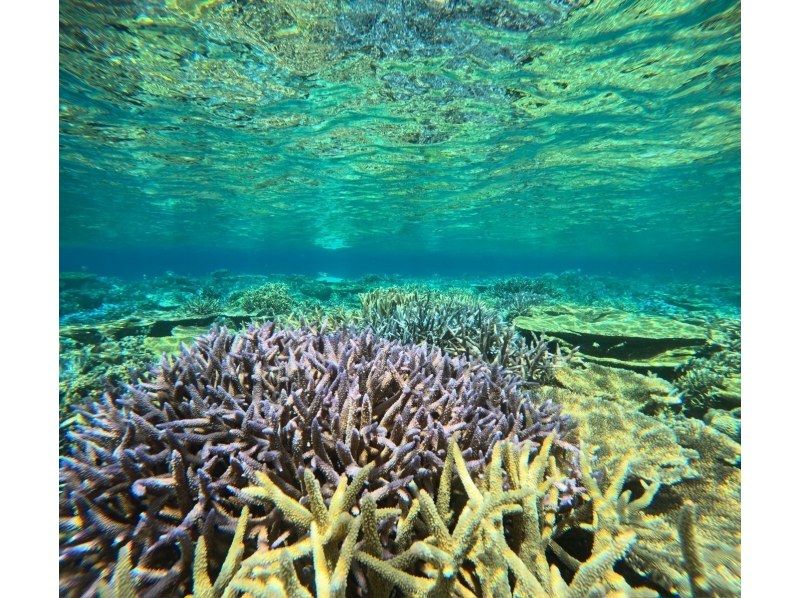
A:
[59,246,739,280]
[60,0,740,278]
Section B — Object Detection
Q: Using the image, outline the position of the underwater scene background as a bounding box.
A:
[59,1,741,596]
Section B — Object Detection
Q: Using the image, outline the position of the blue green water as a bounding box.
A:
[60,0,740,277]
[58,3,742,593]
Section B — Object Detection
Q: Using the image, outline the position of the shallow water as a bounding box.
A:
[59,1,741,596]
[60,0,740,274]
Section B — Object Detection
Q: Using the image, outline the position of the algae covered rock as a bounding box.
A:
[515,304,710,376]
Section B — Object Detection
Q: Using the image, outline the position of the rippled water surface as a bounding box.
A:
[60,0,740,271]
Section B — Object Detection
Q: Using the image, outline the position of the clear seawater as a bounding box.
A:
[60,0,740,280]
[59,3,742,595]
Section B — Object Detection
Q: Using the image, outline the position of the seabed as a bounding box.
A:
[59,270,740,596]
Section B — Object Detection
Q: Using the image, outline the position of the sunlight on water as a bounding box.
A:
[60,0,739,268]
[58,4,743,595]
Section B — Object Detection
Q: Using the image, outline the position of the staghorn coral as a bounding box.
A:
[222,436,684,596]
[183,291,225,316]
[672,317,740,418]
[496,290,543,322]
[276,304,360,332]
[488,276,561,298]
[60,323,574,595]
[359,288,569,384]
[80,434,718,596]
[232,283,294,317]
[96,506,251,598]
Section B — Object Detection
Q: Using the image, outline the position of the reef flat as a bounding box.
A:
[59,270,740,596]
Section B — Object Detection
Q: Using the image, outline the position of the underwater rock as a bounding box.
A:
[515,304,710,377]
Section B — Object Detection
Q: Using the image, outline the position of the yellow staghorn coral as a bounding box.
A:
[352,435,668,598]
[222,428,682,597]
[90,429,736,597]
[191,506,250,598]
[228,461,394,597]
[97,543,136,598]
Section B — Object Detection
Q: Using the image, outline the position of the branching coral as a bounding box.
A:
[232,283,294,316]
[359,288,570,384]
[277,304,360,332]
[674,318,741,414]
[84,433,726,596]
[183,291,225,316]
[60,324,573,595]
[221,436,679,597]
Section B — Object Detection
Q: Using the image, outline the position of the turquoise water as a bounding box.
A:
[59,3,741,596]
[60,0,740,275]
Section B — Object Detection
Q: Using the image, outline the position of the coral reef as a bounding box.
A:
[86,433,705,597]
[60,271,113,313]
[182,290,225,316]
[489,276,562,297]
[515,304,709,377]
[60,324,574,595]
[58,272,742,596]
[227,435,657,597]
[552,361,682,415]
[704,407,741,442]
[231,283,294,317]
[359,288,569,383]
[675,318,741,414]
[548,389,698,486]
[543,361,740,595]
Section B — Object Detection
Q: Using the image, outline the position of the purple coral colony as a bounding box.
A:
[60,322,577,595]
